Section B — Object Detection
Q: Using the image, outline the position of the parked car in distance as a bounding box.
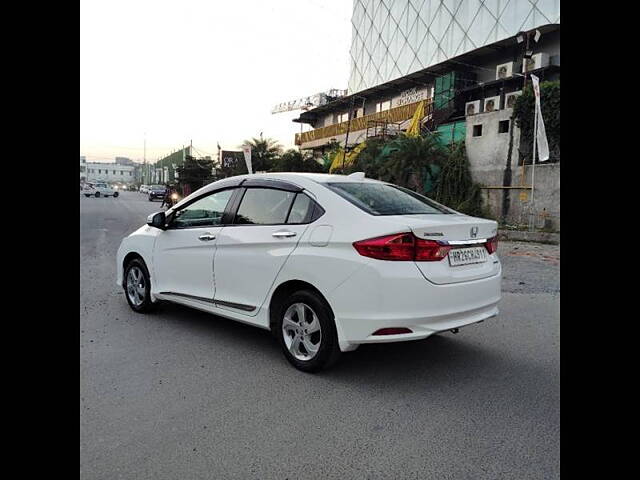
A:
[83,182,119,198]
[148,185,167,201]
[139,185,149,194]
[117,173,501,372]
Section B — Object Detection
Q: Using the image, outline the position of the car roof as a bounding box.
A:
[174,172,385,209]
[250,172,382,184]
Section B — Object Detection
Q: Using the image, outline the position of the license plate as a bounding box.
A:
[448,246,488,267]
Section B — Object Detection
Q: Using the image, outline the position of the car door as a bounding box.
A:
[213,185,319,316]
[153,188,235,300]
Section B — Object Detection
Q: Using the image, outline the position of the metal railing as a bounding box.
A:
[295,98,432,146]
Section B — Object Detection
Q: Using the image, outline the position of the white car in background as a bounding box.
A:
[116,173,501,372]
[83,182,119,198]
[139,185,149,194]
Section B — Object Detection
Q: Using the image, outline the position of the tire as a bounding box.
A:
[275,290,341,373]
[84,194,90,197]
[148,197,153,202]
[123,258,155,313]
[95,192,100,198]
[113,191,119,198]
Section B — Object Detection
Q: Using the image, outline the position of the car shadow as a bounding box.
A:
[151,302,528,388]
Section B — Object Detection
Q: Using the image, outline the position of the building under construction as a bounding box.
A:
[290,0,560,230]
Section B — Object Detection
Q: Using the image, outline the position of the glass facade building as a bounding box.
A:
[349,0,560,93]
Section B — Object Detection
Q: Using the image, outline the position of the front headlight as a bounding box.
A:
[171,193,179,200]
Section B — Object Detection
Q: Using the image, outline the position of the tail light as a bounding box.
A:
[353,233,451,262]
[485,236,498,254]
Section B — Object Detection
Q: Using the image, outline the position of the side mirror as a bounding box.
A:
[147,211,167,230]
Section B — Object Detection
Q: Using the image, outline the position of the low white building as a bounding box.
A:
[85,162,136,184]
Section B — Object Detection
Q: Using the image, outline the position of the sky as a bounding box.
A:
[80,0,353,163]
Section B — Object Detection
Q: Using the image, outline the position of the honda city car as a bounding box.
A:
[116,173,501,372]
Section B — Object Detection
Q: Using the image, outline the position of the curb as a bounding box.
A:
[498,229,560,245]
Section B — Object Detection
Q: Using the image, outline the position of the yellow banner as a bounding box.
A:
[406,100,425,137]
[329,141,367,173]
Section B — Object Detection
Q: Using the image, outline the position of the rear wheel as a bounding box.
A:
[113,191,119,198]
[123,258,155,313]
[94,192,100,198]
[84,194,90,197]
[275,290,341,372]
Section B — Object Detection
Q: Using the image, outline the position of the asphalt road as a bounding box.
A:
[80,191,560,480]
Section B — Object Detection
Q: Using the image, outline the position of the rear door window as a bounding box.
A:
[234,188,295,225]
[286,194,312,224]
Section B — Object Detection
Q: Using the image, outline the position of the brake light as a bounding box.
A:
[352,233,415,261]
[485,236,498,254]
[353,233,451,262]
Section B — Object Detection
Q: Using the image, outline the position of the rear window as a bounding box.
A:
[326,182,454,215]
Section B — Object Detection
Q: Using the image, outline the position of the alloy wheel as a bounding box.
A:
[126,266,146,307]
[282,302,322,361]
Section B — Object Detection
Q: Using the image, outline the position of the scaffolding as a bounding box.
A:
[365,119,402,140]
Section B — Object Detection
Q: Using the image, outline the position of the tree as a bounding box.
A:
[176,156,214,192]
[512,80,560,163]
[271,149,326,173]
[434,142,484,216]
[381,133,447,192]
[241,135,283,172]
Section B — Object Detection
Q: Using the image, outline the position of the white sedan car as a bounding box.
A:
[116,173,501,372]
[83,182,119,198]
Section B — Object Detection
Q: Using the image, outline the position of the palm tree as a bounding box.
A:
[240,135,283,172]
[382,133,447,193]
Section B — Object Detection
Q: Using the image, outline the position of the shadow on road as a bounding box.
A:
[150,301,522,388]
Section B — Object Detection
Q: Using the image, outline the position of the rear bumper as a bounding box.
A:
[327,260,502,351]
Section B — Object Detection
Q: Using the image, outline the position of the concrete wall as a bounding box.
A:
[466,109,560,231]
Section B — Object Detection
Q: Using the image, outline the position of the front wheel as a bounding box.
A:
[84,194,90,197]
[275,290,341,373]
[94,192,100,198]
[123,258,155,313]
[113,191,119,198]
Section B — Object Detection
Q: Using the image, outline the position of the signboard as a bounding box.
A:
[220,150,244,168]
[394,87,427,107]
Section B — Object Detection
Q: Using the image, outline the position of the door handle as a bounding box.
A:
[198,233,216,241]
[272,231,296,238]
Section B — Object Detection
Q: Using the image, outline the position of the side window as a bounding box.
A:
[235,188,295,225]
[171,189,234,229]
[286,194,312,224]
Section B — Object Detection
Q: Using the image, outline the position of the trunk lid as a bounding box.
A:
[381,214,499,284]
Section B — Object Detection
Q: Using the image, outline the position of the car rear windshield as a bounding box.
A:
[325,182,454,215]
